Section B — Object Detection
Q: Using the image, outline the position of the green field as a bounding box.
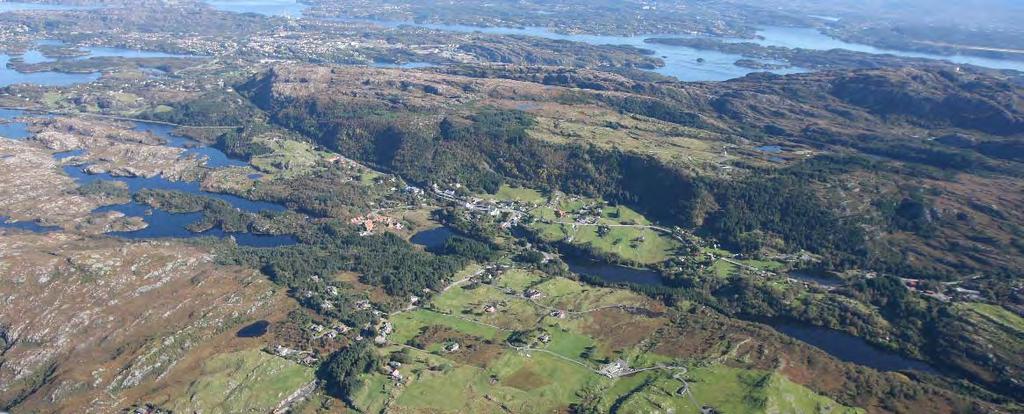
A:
[375,266,863,413]
[167,349,314,414]
[962,303,1024,332]
[249,137,331,177]
[604,366,863,414]
[486,184,547,203]
[520,194,682,264]
[390,309,507,345]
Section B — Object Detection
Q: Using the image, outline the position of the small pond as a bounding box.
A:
[236,320,271,337]
[0,215,59,233]
[410,226,455,249]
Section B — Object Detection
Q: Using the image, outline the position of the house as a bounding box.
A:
[550,310,567,319]
[598,359,629,378]
[524,289,544,300]
[484,305,497,313]
[444,342,461,353]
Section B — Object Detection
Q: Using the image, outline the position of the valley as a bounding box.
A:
[0,2,1022,413]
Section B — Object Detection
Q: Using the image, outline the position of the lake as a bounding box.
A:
[767,321,937,373]
[236,320,271,337]
[330,18,787,81]
[747,26,1024,72]
[0,215,60,233]
[206,0,307,17]
[1,43,199,89]
[558,252,934,373]
[323,18,1024,80]
[565,257,667,287]
[94,201,296,247]
[789,270,845,288]
[410,226,455,249]
[0,54,101,88]
[56,119,294,246]
[131,122,247,169]
[0,109,32,139]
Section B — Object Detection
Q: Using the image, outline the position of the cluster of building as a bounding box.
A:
[901,278,984,302]
[555,201,604,225]
[432,184,530,230]
[268,344,318,366]
[309,322,351,340]
[349,212,404,235]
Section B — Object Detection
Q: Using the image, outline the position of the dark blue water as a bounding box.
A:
[789,270,844,287]
[96,202,296,247]
[566,258,666,286]
[63,160,295,247]
[0,215,59,233]
[132,122,246,169]
[236,320,271,337]
[63,166,284,213]
[410,226,455,249]
[768,321,937,373]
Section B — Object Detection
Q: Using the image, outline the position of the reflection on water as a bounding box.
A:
[565,257,666,286]
[768,321,936,373]
[132,122,246,169]
[789,270,844,287]
[410,226,455,249]
[96,201,296,247]
[63,165,284,213]
[58,119,294,246]
[236,320,271,337]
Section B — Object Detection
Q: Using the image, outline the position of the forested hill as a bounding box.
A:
[237,64,1024,283]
